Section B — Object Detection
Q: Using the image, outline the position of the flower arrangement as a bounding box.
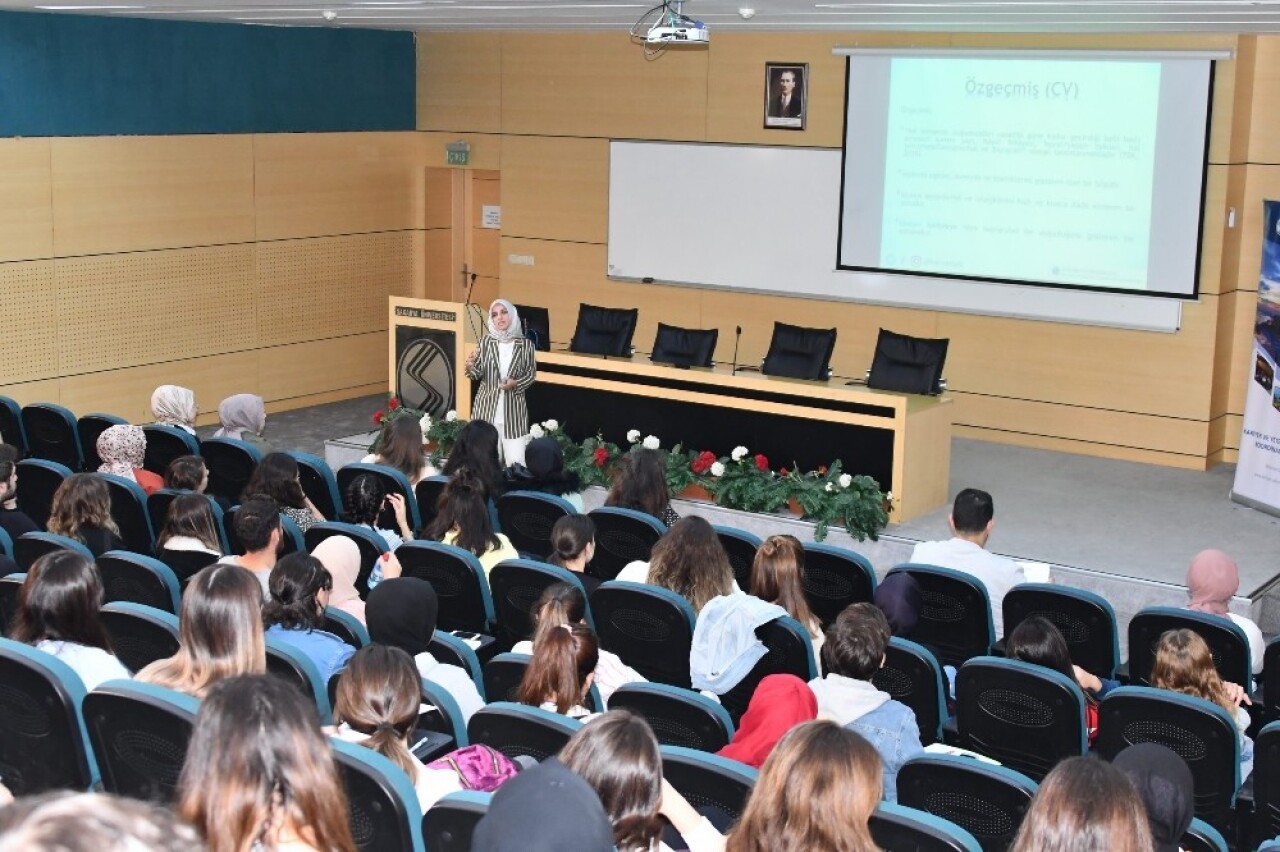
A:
[367,396,432,454]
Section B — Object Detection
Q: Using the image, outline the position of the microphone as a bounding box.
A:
[731,325,742,376]
[462,268,482,343]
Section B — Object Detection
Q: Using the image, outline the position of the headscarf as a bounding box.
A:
[717,673,817,768]
[506,437,581,497]
[1186,549,1239,616]
[473,758,614,852]
[366,577,438,657]
[1113,743,1195,852]
[487,299,523,343]
[150,385,197,433]
[97,424,146,481]
[313,535,364,624]
[875,571,923,637]
[214,394,267,440]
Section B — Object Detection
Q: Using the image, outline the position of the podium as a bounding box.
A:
[387,298,477,420]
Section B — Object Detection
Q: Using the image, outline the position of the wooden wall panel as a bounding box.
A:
[1246,36,1280,164]
[51,136,255,256]
[0,139,53,262]
[1200,166,1230,296]
[424,228,456,300]
[58,350,258,425]
[418,33,503,133]
[254,132,424,240]
[502,136,608,243]
[425,167,456,230]
[258,333,385,401]
[0,261,57,384]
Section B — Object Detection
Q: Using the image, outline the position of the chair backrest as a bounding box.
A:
[338,462,421,532]
[867,328,950,395]
[0,527,10,560]
[140,424,199,476]
[608,682,735,751]
[82,680,198,803]
[396,541,495,634]
[761,321,837,380]
[585,506,666,581]
[569,303,639,357]
[78,413,128,472]
[955,657,1087,781]
[1001,583,1121,678]
[717,616,818,725]
[514,303,551,352]
[154,548,221,591]
[897,754,1038,852]
[419,678,470,747]
[429,631,486,698]
[1182,817,1229,852]
[483,651,603,712]
[265,636,334,724]
[97,551,181,614]
[466,701,582,762]
[872,637,949,745]
[14,530,94,571]
[288,451,342,521]
[303,522,389,597]
[330,735,425,852]
[1095,686,1240,828]
[495,491,575,559]
[101,472,155,554]
[650,322,718,368]
[1256,720,1280,846]
[489,558,591,646]
[801,542,876,627]
[590,580,696,688]
[100,602,181,673]
[1126,606,1251,688]
[199,437,263,504]
[889,564,994,668]
[0,395,27,454]
[423,791,490,852]
[0,637,99,794]
[1264,638,1280,718]
[870,802,984,852]
[22,403,82,469]
[15,458,72,532]
[715,525,761,592]
[0,572,24,636]
[413,475,448,533]
[660,745,757,821]
[323,607,371,648]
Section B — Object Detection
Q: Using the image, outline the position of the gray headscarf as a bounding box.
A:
[214,394,266,440]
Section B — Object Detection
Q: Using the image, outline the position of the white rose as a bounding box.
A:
[825,482,835,492]
[839,473,853,488]
[730,446,748,461]
[710,461,726,477]
[419,413,432,434]
[445,410,458,422]
[643,435,660,450]
[529,424,545,439]
[543,419,559,432]
[627,429,642,444]
[885,491,894,501]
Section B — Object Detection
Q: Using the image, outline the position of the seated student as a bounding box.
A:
[177,675,356,852]
[365,577,485,723]
[312,534,398,628]
[149,384,198,435]
[213,393,270,453]
[750,534,824,656]
[718,673,818,769]
[511,582,644,703]
[547,514,601,594]
[0,791,202,852]
[362,412,437,486]
[725,721,882,852]
[47,473,126,557]
[164,454,231,512]
[242,452,325,534]
[217,495,282,598]
[10,551,131,690]
[136,563,265,698]
[340,473,412,590]
[617,516,737,614]
[96,424,163,496]
[154,493,223,580]
[517,621,601,721]
[473,755,615,852]
[1006,616,1116,744]
[808,602,922,802]
[424,467,518,577]
[262,552,356,684]
[0,443,38,541]
[505,436,584,511]
[1185,548,1265,676]
[1113,743,1195,852]
[605,448,680,527]
[442,419,506,501]
[1010,757,1152,852]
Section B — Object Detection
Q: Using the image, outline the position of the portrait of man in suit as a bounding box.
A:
[765,63,807,130]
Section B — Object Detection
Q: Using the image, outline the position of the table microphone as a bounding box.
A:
[731,325,742,376]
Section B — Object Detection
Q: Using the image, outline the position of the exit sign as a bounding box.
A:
[447,149,469,166]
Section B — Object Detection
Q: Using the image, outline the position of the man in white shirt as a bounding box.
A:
[909,488,1025,638]
[217,495,282,599]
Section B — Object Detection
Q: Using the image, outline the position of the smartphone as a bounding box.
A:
[451,631,480,641]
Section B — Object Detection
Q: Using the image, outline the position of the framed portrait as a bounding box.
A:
[764,62,807,130]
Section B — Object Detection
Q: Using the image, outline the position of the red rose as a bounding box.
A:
[754,454,769,471]
[779,467,789,476]
[593,447,609,467]
[373,411,385,425]
[388,398,400,410]
[818,465,828,476]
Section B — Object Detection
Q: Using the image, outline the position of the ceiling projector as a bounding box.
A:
[645,23,709,44]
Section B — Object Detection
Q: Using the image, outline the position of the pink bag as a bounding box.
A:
[427,744,519,792]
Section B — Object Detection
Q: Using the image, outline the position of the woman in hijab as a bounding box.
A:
[505,436,583,511]
[97,424,163,495]
[717,673,817,769]
[311,534,393,627]
[213,393,270,452]
[364,577,485,722]
[1186,548,1264,675]
[149,385,197,435]
[1112,743,1195,852]
[465,299,536,467]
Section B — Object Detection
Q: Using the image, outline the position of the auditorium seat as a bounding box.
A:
[660,745,757,823]
[303,521,389,596]
[200,437,263,504]
[289,451,342,521]
[1124,606,1251,688]
[650,322,718,368]
[22,402,82,470]
[82,680,197,803]
[897,754,1037,852]
[1248,721,1280,848]
[141,424,199,476]
[718,616,818,726]
[331,736,425,852]
[488,559,592,647]
[396,541,495,636]
[0,395,26,455]
[337,462,421,532]
[266,635,334,724]
[483,651,603,712]
[97,551,181,614]
[1000,583,1120,679]
[870,802,983,852]
[15,459,72,532]
[888,564,995,668]
[586,507,665,582]
[871,637,949,746]
[414,475,448,533]
[423,791,489,852]
[590,580,696,689]
[418,678,470,749]
[1182,818,1229,852]
[428,631,486,698]
[323,607,371,648]
[714,525,761,592]
[100,602,180,673]
[608,683,735,752]
[100,472,155,554]
[0,572,23,636]
[801,542,876,627]
[77,413,127,472]
[466,701,581,762]
[14,531,93,571]
[866,328,950,395]
[147,489,230,553]
[569,303,639,357]
[495,491,576,560]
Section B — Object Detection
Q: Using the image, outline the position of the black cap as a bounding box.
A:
[472,758,614,852]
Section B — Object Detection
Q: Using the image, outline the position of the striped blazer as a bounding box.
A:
[466,336,537,439]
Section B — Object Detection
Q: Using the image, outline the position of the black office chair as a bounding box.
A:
[331,737,425,852]
[0,395,26,455]
[608,683,735,752]
[714,525,761,592]
[514,303,551,352]
[100,602,181,673]
[872,637,949,745]
[396,541,495,635]
[1000,584,1120,678]
[77,413,127,472]
[898,755,1038,852]
[660,745,757,822]
[650,323,718,368]
[569,303,639,357]
[423,791,490,852]
[760,322,837,380]
[141,424,199,476]
[866,328,950,395]
[802,542,876,627]
[870,803,983,852]
[889,564,994,668]
[718,616,818,725]
[22,402,82,470]
[586,507,665,581]
[15,458,72,531]
[591,581,696,688]
[97,551,181,614]
[82,681,197,803]
[101,473,155,554]
[1124,607,1250,688]
[199,437,263,504]
[466,702,581,762]
[495,491,576,560]
[489,559,591,647]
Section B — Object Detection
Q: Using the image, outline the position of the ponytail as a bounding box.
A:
[518,623,599,714]
[333,645,421,778]
[529,582,587,646]
[548,514,595,568]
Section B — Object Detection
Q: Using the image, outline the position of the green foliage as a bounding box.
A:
[424,413,468,466]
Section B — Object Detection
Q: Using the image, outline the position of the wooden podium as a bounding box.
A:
[387,298,476,420]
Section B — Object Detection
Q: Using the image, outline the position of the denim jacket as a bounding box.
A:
[810,674,923,802]
[265,625,356,684]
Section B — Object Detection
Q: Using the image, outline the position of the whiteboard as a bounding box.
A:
[607,140,1183,332]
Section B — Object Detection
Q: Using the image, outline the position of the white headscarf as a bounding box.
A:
[486,299,523,343]
[150,385,197,434]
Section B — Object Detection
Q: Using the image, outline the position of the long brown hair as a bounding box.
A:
[425,467,501,556]
[10,551,114,653]
[750,534,819,635]
[373,415,427,483]
[1150,628,1236,716]
[1010,756,1153,852]
[529,582,588,645]
[648,516,735,613]
[517,622,599,714]
[177,674,356,852]
[726,721,882,852]
[242,452,307,509]
[605,449,671,520]
[157,493,222,553]
[333,645,422,779]
[136,564,265,699]
[48,473,118,541]
[559,711,665,851]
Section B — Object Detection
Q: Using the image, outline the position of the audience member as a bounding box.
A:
[149,384,197,435]
[517,621,600,720]
[0,791,202,852]
[242,451,324,534]
[1010,756,1153,852]
[365,577,485,722]
[1006,615,1115,743]
[136,563,265,698]
[47,473,125,557]
[1185,548,1264,676]
[606,448,680,526]
[341,473,412,589]
[1113,743,1196,852]
[362,413,437,485]
[155,493,223,562]
[505,436,584,511]
[472,756,615,852]
[177,674,356,852]
[909,488,1026,637]
[96,424,163,495]
[218,495,282,597]
[0,443,37,541]
[547,513,601,593]
[10,551,130,690]
[750,534,824,654]
[262,552,356,683]
[163,454,206,492]
[311,535,378,626]
[442,419,505,500]
[874,570,922,638]
[718,673,818,769]
[724,721,882,852]
[808,602,922,802]
[617,516,736,613]
[213,393,269,452]
[424,467,517,576]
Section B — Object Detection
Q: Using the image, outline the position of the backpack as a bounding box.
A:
[427,743,519,791]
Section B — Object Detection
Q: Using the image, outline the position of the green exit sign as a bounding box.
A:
[447,149,469,166]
